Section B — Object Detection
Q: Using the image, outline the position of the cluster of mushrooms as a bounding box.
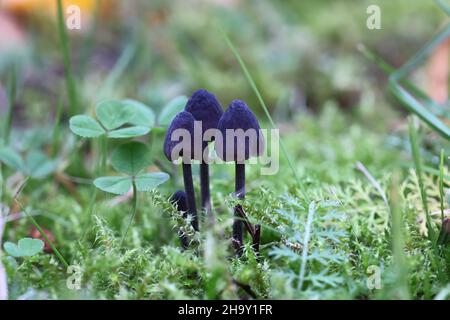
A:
[164,89,264,254]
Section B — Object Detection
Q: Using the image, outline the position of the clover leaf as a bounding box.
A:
[4,238,44,257]
[69,100,155,139]
[0,147,57,179]
[93,142,169,195]
[157,96,188,127]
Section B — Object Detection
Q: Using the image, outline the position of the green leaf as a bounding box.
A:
[158,96,188,126]
[4,238,44,257]
[122,99,156,128]
[25,150,57,178]
[111,142,150,176]
[107,126,150,138]
[135,172,170,192]
[93,176,132,195]
[69,115,105,138]
[96,100,135,130]
[0,147,25,172]
[3,242,21,257]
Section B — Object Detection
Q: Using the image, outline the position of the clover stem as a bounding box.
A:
[100,136,108,174]
[120,180,138,247]
[182,163,198,231]
[234,163,245,255]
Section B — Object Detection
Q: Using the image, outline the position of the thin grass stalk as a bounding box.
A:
[408,118,436,242]
[439,149,445,223]
[52,98,64,158]
[4,65,16,145]
[389,173,410,299]
[298,201,316,290]
[56,0,78,115]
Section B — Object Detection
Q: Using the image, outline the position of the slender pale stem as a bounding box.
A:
[98,136,108,175]
[182,163,198,231]
[121,180,138,247]
[56,0,78,115]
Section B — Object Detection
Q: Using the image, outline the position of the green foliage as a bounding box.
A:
[69,100,154,139]
[0,147,57,179]
[157,96,188,127]
[111,142,150,176]
[4,238,44,258]
[93,142,169,195]
[5,0,450,301]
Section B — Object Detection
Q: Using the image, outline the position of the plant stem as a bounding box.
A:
[4,65,16,146]
[14,198,69,269]
[81,187,98,241]
[51,98,64,158]
[56,0,78,115]
[439,149,445,224]
[182,163,198,231]
[99,136,108,175]
[408,119,436,242]
[234,163,245,255]
[121,180,138,247]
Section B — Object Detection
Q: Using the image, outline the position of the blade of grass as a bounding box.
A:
[57,0,79,116]
[408,120,446,281]
[51,98,64,158]
[298,201,315,290]
[19,201,69,269]
[389,172,410,299]
[415,164,450,181]
[97,43,137,102]
[221,30,308,201]
[9,179,69,268]
[81,187,98,241]
[435,0,450,16]
[355,161,390,212]
[439,149,445,223]
[390,85,450,140]
[3,64,17,146]
[358,44,448,118]
[79,0,100,78]
[387,24,450,140]
[408,118,436,242]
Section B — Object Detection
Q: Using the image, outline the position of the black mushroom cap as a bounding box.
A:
[185,89,223,140]
[164,111,196,162]
[215,99,265,162]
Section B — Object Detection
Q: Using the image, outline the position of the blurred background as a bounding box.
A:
[0,0,447,131]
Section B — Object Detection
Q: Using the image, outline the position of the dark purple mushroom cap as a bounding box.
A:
[170,190,188,212]
[215,100,265,162]
[185,89,223,140]
[164,111,197,162]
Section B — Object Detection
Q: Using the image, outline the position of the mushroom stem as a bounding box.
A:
[234,163,245,255]
[200,162,212,218]
[182,163,198,231]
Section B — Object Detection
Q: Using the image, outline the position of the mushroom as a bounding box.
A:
[170,190,189,248]
[185,89,223,219]
[215,100,264,254]
[164,111,199,231]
